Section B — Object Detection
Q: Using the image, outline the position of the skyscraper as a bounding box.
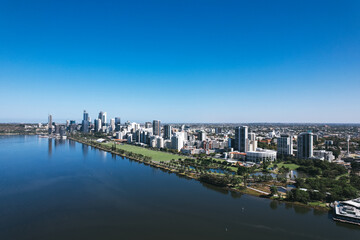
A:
[82,110,89,133]
[277,134,293,156]
[171,132,184,151]
[164,125,172,139]
[94,119,102,132]
[98,111,107,126]
[110,118,115,132]
[145,122,152,129]
[48,114,53,134]
[235,126,248,152]
[115,117,121,131]
[153,120,161,136]
[198,130,207,141]
[297,132,313,159]
[83,110,88,122]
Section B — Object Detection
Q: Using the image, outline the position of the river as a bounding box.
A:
[0,135,358,239]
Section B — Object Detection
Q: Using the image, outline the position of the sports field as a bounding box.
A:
[103,142,183,162]
[269,163,299,170]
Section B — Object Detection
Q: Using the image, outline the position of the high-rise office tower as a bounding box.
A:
[198,130,207,141]
[82,110,89,133]
[102,112,107,126]
[110,119,115,132]
[83,110,88,122]
[94,119,102,132]
[145,122,152,129]
[98,111,107,126]
[297,132,313,159]
[153,120,161,136]
[115,117,121,131]
[48,114,53,134]
[277,134,293,156]
[164,125,172,139]
[235,126,248,152]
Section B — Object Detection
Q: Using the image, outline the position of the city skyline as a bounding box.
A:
[4,110,360,124]
[1,1,360,237]
[1,1,360,123]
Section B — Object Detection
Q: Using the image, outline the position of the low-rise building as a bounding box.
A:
[313,150,335,162]
[246,148,277,163]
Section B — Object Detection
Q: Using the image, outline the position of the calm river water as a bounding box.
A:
[0,135,358,239]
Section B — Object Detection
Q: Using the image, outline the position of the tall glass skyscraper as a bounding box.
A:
[48,114,53,134]
[297,132,313,159]
[153,120,161,136]
[235,126,248,152]
[164,125,172,139]
[82,110,89,133]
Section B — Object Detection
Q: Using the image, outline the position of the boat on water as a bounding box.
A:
[333,198,360,226]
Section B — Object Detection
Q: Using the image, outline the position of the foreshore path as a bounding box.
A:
[247,186,270,195]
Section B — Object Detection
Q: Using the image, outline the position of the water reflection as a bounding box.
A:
[270,201,278,210]
[1,135,359,239]
[100,150,107,162]
[68,140,76,149]
[48,138,52,157]
[230,191,243,199]
[54,138,65,148]
[285,203,293,210]
[200,182,229,195]
[82,144,88,156]
[293,205,311,214]
[313,208,327,216]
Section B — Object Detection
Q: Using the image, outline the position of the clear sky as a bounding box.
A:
[0,0,359,123]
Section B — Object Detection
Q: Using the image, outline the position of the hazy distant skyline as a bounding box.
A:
[1,1,359,123]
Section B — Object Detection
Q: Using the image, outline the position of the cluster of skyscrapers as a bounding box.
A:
[47,110,335,163]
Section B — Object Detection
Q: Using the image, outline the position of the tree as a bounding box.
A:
[270,186,278,196]
[287,189,310,204]
[237,166,248,176]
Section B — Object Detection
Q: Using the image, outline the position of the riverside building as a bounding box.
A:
[297,132,313,159]
[277,134,294,156]
[153,120,161,136]
[235,126,248,152]
[246,148,277,163]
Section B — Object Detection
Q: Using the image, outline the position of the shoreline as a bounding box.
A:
[0,133,41,136]
[68,136,330,212]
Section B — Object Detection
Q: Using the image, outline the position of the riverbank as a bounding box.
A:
[68,136,331,211]
[0,133,41,135]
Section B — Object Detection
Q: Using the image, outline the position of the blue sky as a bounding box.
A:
[0,0,359,123]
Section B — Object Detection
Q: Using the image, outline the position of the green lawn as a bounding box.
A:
[269,163,300,170]
[103,142,184,162]
[307,201,328,208]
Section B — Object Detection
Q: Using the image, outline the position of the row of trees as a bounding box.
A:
[287,176,359,203]
[199,173,241,187]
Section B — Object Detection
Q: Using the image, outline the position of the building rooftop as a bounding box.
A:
[335,198,360,220]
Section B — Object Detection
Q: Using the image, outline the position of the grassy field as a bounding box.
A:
[307,201,328,208]
[103,142,184,162]
[269,163,300,170]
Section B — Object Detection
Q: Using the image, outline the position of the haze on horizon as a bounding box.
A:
[0,0,359,124]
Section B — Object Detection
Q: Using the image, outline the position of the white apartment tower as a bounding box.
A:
[277,134,294,156]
